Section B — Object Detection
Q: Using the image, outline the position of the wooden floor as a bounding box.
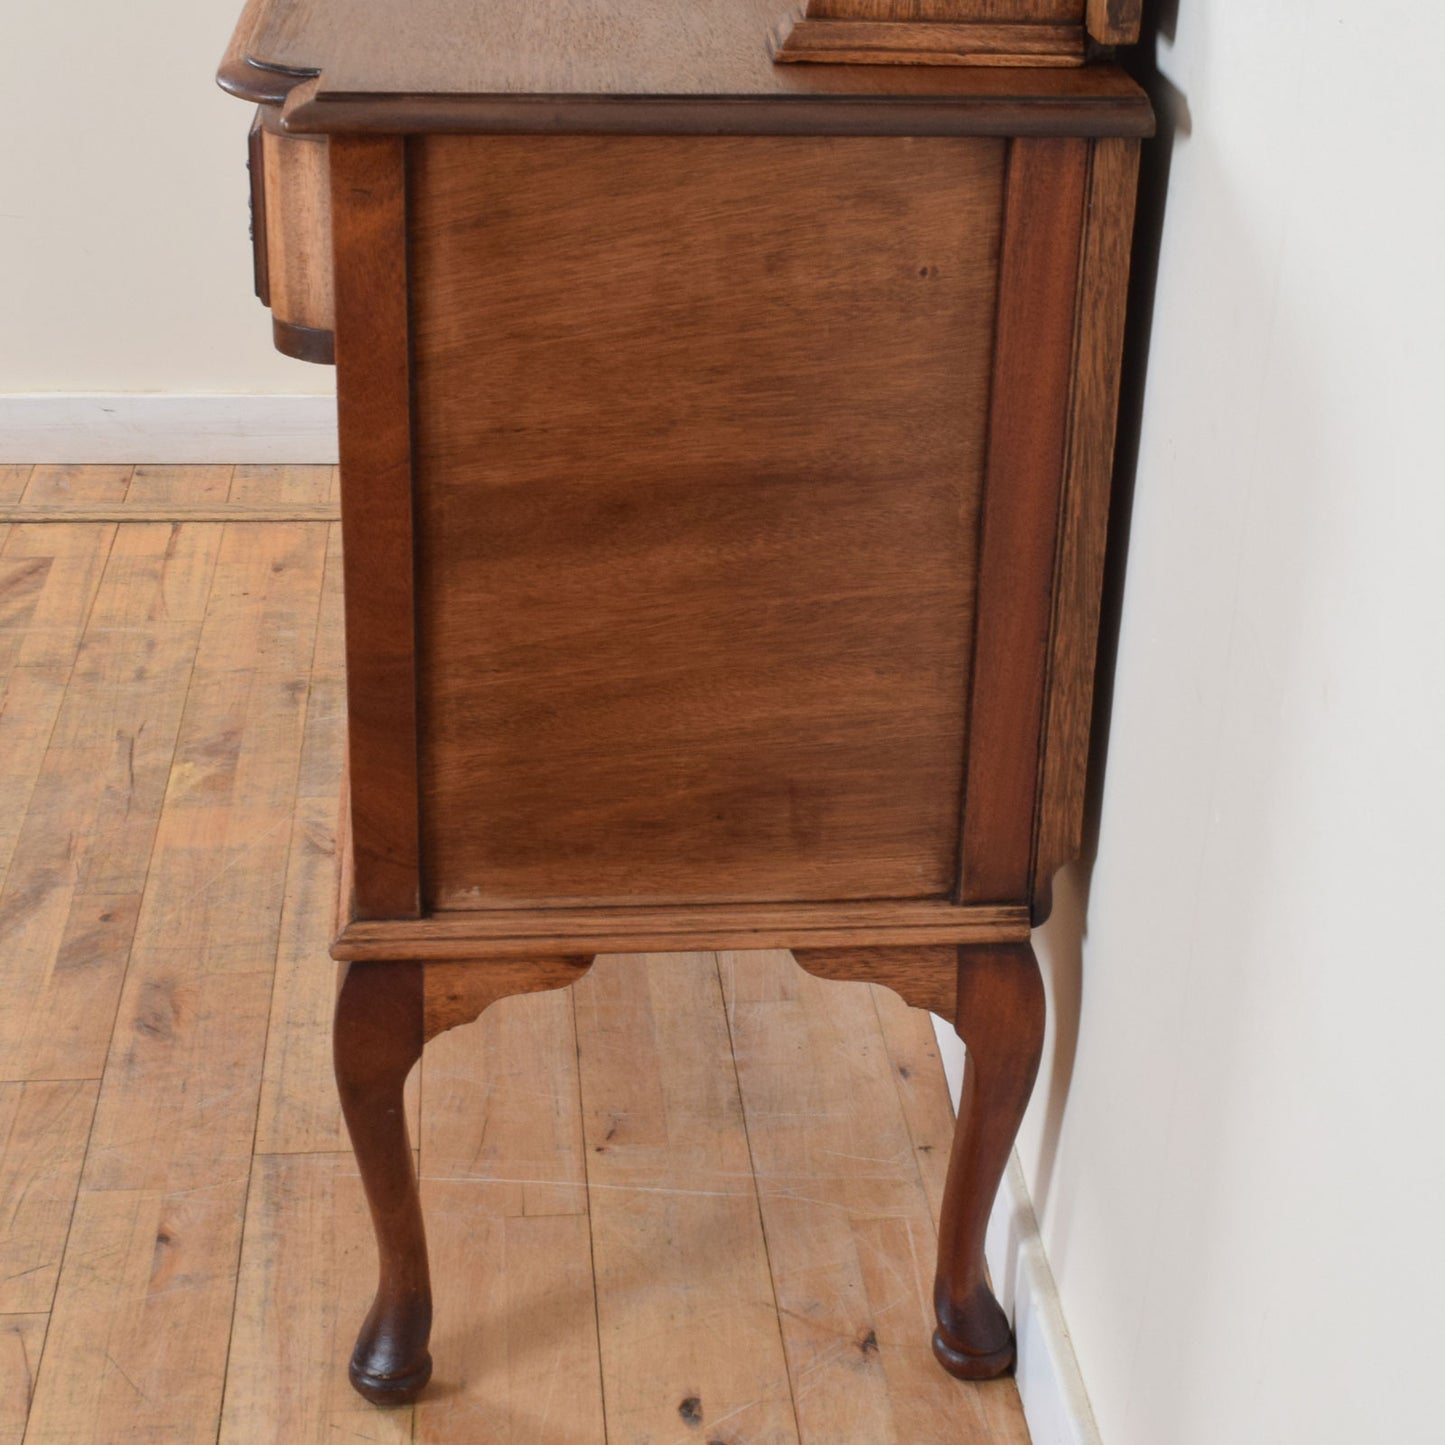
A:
[0,465,1029,1445]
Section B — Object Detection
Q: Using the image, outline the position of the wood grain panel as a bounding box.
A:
[958,136,1088,904]
[410,134,1003,911]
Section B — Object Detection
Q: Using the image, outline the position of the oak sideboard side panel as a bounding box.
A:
[407,134,1007,911]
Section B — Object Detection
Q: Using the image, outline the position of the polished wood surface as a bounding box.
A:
[0,476,1030,1442]
[333,899,1029,962]
[218,0,1150,137]
[329,138,420,920]
[772,18,1085,67]
[224,0,1136,104]
[253,108,333,360]
[793,944,958,1017]
[958,136,1089,905]
[1034,135,1141,914]
[933,943,1044,1376]
[408,134,1001,911]
[807,0,1081,16]
[1086,0,1141,45]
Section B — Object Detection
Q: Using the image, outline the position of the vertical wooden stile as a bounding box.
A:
[329,136,422,919]
[1032,136,1141,914]
[958,136,1089,904]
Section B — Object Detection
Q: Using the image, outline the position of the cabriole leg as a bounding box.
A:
[334,960,432,1405]
[932,941,1045,1379]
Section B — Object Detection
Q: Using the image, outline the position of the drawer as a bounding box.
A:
[248,106,334,363]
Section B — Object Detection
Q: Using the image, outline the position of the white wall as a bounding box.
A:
[1007,3,1445,1441]
[0,0,329,397]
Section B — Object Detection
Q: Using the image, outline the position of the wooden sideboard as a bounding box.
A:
[221,0,1150,1408]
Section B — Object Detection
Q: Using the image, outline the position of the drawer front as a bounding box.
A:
[248,106,335,363]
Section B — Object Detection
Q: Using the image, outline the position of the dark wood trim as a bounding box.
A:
[248,109,271,306]
[330,892,1032,963]
[276,68,1153,139]
[957,136,1089,905]
[219,57,321,106]
[932,940,1044,1376]
[330,135,423,920]
[333,960,432,1404]
[217,0,319,104]
[1032,135,1140,919]
[272,317,336,364]
[1086,0,1143,47]
[792,946,958,1018]
[772,19,1085,68]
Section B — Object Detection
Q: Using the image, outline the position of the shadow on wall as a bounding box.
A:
[1026,0,1191,1218]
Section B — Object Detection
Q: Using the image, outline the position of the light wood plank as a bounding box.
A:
[125,465,235,505]
[417,1203,602,1444]
[0,526,117,893]
[25,521,326,1443]
[0,468,30,505]
[219,1153,412,1444]
[870,984,956,1222]
[24,1186,254,1442]
[0,1314,46,1445]
[0,665,71,900]
[228,464,336,506]
[21,466,132,505]
[0,525,220,1081]
[296,523,344,802]
[0,1082,97,1314]
[577,952,799,1444]
[0,504,340,524]
[255,525,417,1154]
[416,987,602,1442]
[0,522,114,680]
[723,950,1007,1443]
[253,801,351,1154]
[255,798,420,1157]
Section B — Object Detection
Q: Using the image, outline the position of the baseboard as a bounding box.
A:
[0,394,339,464]
[932,1018,1102,1445]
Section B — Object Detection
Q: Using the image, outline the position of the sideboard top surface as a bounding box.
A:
[221,0,1152,136]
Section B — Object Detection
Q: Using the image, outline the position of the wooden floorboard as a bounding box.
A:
[2,467,1030,1444]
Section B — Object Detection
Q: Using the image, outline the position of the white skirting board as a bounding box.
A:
[0,394,339,464]
[932,1015,1102,1445]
